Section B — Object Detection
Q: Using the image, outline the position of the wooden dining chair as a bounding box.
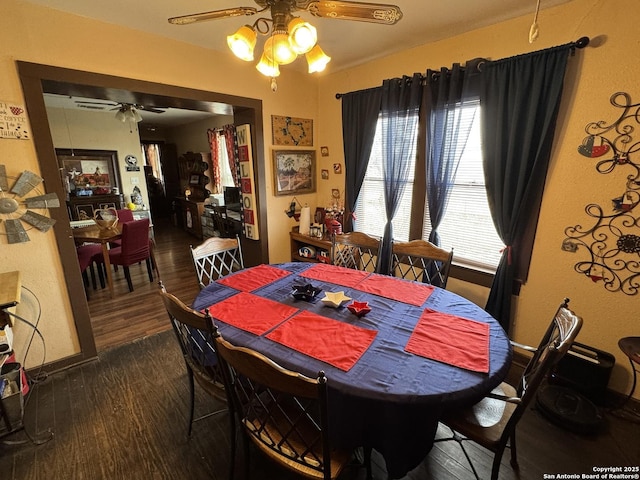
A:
[390,239,453,288]
[190,235,244,289]
[107,218,156,292]
[434,298,583,480]
[331,231,381,272]
[158,282,227,437]
[213,330,357,480]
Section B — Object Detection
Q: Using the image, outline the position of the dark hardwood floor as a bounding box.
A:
[86,216,203,351]
[1,218,637,478]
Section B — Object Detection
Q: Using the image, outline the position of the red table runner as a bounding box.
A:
[405,309,490,373]
[266,311,378,371]
[356,275,434,306]
[216,264,292,292]
[203,291,298,336]
[299,263,371,288]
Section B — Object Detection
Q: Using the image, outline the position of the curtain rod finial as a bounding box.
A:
[576,36,590,48]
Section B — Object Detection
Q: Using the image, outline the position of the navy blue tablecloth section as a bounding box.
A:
[193,262,512,479]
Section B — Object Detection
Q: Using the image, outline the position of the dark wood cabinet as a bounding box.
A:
[290,228,332,263]
[175,197,205,239]
[66,194,124,221]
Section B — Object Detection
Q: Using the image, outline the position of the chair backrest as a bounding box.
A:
[332,231,381,272]
[119,218,151,264]
[508,298,583,428]
[190,235,244,289]
[116,208,135,223]
[158,282,225,401]
[214,332,346,480]
[211,205,233,238]
[391,239,453,288]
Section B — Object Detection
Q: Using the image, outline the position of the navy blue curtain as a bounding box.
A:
[377,74,422,274]
[423,62,480,246]
[341,87,382,232]
[482,45,572,333]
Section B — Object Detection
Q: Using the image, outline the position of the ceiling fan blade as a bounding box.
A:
[307,1,402,25]
[75,101,117,106]
[168,7,258,25]
[140,107,165,114]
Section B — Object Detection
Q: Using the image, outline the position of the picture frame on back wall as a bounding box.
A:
[272,149,316,196]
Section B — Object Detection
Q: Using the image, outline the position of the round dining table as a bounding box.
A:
[193,262,512,479]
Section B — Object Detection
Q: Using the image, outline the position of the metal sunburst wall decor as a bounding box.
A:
[562,92,640,295]
[0,164,59,243]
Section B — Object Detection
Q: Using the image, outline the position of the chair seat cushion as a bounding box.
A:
[442,382,518,447]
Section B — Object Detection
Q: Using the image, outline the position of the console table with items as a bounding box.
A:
[290,227,332,263]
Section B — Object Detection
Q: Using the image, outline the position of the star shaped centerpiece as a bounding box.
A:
[321,291,352,308]
[291,283,322,301]
[347,301,371,317]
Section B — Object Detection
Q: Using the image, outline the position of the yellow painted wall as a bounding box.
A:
[0,0,318,368]
[318,0,640,398]
[1,0,638,400]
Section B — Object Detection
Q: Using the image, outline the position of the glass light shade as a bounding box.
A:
[288,18,317,54]
[227,25,257,61]
[264,32,297,65]
[115,109,127,122]
[306,45,331,73]
[130,108,143,123]
[256,52,280,77]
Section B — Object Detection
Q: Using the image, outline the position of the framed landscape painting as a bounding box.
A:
[272,149,316,196]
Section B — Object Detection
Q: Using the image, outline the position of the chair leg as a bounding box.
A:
[145,258,154,282]
[124,266,134,292]
[187,368,195,438]
[509,432,518,470]
[89,264,98,290]
[96,262,106,289]
[228,410,237,480]
[364,446,373,480]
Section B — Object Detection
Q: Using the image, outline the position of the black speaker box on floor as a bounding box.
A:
[549,342,615,405]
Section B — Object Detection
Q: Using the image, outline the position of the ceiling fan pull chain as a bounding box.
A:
[529,0,541,43]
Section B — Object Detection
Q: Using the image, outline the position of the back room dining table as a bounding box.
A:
[192,262,512,479]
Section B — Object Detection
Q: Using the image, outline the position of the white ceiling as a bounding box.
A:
[24,0,572,72]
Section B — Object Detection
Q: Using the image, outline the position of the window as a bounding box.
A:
[354,119,416,241]
[355,103,505,272]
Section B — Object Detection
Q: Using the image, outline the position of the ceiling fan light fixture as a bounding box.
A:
[256,52,280,77]
[115,108,127,122]
[288,17,317,54]
[227,25,257,61]
[306,44,331,73]
[264,30,297,65]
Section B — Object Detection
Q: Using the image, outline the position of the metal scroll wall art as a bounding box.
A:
[562,92,640,295]
[0,164,59,243]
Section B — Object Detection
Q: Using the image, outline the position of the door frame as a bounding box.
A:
[17,61,268,371]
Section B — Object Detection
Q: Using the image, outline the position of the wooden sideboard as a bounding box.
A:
[290,228,332,263]
[66,194,124,221]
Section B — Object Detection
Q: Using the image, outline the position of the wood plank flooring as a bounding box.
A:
[1,219,637,479]
[86,217,203,351]
[1,329,638,480]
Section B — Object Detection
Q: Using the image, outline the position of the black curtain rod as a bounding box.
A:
[335,36,590,99]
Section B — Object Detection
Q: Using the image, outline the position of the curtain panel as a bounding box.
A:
[481,44,573,332]
[207,129,223,194]
[341,87,382,232]
[378,74,423,274]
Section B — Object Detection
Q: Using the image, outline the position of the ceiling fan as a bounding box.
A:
[168,0,403,89]
[74,100,166,115]
[168,1,403,26]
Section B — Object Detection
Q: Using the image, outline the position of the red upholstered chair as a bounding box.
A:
[108,218,155,292]
[110,209,136,249]
[76,244,105,298]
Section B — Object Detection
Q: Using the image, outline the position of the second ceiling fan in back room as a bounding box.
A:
[168,0,403,91]
[74,100,166,122]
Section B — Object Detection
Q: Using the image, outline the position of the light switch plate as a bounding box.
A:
[130,177,139,185]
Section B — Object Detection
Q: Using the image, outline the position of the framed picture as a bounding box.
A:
[189,174,201,185]
[271,115,313,146]
[56,149,121,196]
[75,204,95,221]
[272,149,316,196]
[320,146,329,157]
[321,169,329,180]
